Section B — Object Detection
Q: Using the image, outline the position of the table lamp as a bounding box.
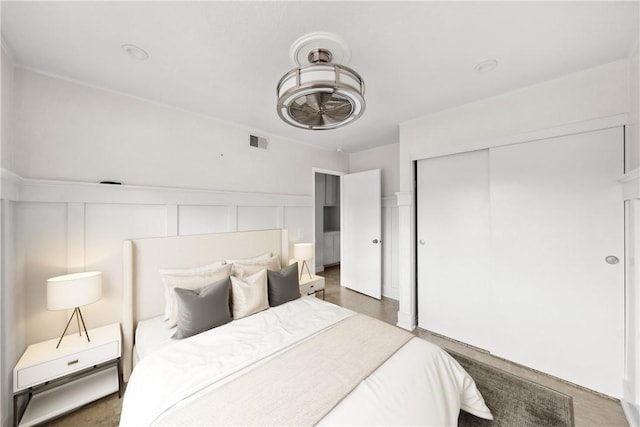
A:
[47,272,102,349]
[293,243,313,280]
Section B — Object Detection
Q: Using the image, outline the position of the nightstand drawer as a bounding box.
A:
[16,341,118,390]
[299,275,325,296]
[300,282,320,295]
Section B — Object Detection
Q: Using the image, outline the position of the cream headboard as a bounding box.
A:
[122,229,289,380]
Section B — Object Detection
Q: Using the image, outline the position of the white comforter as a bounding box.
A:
[120,297,492,426]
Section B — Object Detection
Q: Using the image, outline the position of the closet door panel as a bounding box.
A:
[417,150,491,349]
[489,127,624,397]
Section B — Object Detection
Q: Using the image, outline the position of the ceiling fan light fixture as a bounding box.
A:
[276,33,365,130]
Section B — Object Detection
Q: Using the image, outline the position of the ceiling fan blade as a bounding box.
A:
[305,92,323,112]
[323,96,347,109]
[306,113,325,127]
[323,103,353,122]
[290,97,321,114]
[289,107,317,124]
[318,92,334,107]
[293,96,318,113]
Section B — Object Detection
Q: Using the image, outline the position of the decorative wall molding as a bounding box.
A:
[621,399,639,427]
[1,169,22,201]
[396,194,416,331]
[382,198,400,300]
[620,168,640,200]
[395,191,412,207]
[382,196,397,208]
[624,199,640,420]
[1,169,312,207]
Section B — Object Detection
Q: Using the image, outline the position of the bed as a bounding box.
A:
[119,229,493,426]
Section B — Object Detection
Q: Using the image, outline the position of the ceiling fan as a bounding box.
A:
[276,32,366,130]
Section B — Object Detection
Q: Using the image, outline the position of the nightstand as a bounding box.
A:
[13,323,122,427]
[299,274,325,299]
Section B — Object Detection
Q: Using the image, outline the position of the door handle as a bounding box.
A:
[419,240,425,245]
[605,255,619,265]
[372,239,381,244]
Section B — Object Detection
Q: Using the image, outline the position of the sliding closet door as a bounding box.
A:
[417,150,491,349]
[417,126,624,397]
[489,126,624,397]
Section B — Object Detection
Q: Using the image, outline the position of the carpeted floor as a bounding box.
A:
[451,350,574,427]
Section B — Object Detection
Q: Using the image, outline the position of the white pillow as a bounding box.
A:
[225,252,272,265]
[230,270,269,320]
[160,261,226,320]
[231,255,281,279]
[160,262,231,327]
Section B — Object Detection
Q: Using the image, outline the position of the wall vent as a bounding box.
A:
[249,135,268,150]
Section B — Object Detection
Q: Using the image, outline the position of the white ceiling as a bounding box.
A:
[2,1,638,153]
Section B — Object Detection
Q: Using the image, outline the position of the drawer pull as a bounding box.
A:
[67,360,79,366]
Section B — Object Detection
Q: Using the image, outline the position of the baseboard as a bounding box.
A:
[382,293,398,302]
[396,311,415,331]
[622,399,640,427]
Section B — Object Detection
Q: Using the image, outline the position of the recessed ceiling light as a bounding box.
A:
[121,44,149,61]
[474,59,498,73]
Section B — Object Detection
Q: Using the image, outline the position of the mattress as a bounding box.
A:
[122,296,492,426]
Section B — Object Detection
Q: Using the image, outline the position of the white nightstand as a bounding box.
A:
[13,323,122,427]
[300,274,325,299]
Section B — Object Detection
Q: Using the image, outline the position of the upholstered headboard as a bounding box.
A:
[122,229,289,380]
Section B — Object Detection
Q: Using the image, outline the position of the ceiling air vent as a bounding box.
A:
[249,135,268,150]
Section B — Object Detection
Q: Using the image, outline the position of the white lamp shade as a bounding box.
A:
[293,243,313,261]
[47,272,102,310]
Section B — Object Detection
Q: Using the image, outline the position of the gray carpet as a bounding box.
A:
[448,351,575,427]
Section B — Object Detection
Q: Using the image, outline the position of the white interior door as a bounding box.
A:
[341,169,382,299]
[417,150,492,349]
[489,127,624,397]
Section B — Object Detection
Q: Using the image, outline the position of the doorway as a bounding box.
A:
[314,171,342,273]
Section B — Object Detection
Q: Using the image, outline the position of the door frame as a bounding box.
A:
[312,168,345,273]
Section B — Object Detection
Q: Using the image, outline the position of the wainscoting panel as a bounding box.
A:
[85,203,169,331]
[282,207,313,246]
[16,202,69,345]
[178,205,235,236]
[237,206,279,232]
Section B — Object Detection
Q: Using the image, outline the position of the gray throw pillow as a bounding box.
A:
[172,276,231,339]
[267,262,301,307]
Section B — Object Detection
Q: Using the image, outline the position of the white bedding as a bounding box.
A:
[134,315,176,362]
[121,297,492,426]
[319,338,491,425]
